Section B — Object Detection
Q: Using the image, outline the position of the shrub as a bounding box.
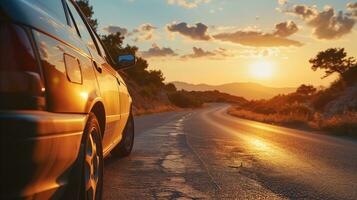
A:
[168,91,203,108]
[312,79,346,111]
[320,112,357,136]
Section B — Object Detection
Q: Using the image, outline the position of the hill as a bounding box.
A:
[172,81,296,100]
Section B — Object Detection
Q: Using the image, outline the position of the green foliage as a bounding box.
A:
[76,0,98,31]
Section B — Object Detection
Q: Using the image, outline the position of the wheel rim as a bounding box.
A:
[85,128,100,200]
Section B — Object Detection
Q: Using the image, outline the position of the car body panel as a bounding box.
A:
[0,111,86,198]
[33,30,100,114]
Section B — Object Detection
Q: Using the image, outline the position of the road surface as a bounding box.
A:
[103,104,357,199]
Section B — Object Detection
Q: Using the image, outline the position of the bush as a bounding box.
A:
[319,112,357,136]
[168,91,203,108]
[312,79,346,111]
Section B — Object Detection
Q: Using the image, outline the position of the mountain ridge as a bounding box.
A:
[172,81,296,100]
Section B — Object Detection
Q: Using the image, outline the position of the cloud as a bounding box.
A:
[103,25,128,35]
[287,5,318,20]
[132,23,156,33]
[181,47,233,59]
[129,23,157,42]
[167,0,210,9]
[273,21,299,37]
[286,4,356,39]
[181,47,214,58]
[213,30,303,47]
[347,2,357,17]
[140,43,177,58]
[166,22,211,40]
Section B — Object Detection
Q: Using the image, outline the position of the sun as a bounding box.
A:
[250,59,274,79]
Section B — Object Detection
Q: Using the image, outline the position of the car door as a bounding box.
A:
[116,74,131,133]
[91,34,130,146]
[65,0,122,151]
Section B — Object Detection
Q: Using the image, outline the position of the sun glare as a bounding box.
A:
[250,59,274,79]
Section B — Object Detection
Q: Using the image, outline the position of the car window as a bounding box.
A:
[65,0,99,55]
[92,32,109,62]
[34,0,67,24]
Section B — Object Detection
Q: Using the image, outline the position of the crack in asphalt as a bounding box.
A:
[104,113,214,199]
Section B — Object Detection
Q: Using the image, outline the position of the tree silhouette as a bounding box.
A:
[296,84,316,96]
[76,0,98,31]
[309,48,356,79]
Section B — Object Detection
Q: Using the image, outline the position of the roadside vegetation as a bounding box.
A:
[167,89,248,108]
[229,48,357,137]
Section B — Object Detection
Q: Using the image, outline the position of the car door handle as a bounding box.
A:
[116,77,121,85]
[93,61,102,73]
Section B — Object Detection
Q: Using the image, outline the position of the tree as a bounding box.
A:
[76,0,98,31]
[164,83,177,93]
[101,32,126,59]
[296,84,316,96]
[309,48,356,78]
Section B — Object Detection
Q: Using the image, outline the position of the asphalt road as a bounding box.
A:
[103,104,357,200]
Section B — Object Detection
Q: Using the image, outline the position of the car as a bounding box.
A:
[0,0,135,199]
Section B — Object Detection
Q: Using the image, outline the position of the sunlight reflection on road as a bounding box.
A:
[250,138,270,152]
[199,105,357,199]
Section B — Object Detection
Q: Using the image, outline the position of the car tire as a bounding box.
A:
[80,113,103,200]
[111,113,134,158]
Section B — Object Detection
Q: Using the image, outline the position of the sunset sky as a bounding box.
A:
[91,0,357,87]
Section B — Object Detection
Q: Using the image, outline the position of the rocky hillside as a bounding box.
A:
[119,73,175,115]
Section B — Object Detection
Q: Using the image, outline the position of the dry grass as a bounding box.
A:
[227,107,310,125]
[228,107,357,137]
[133,105,178,116]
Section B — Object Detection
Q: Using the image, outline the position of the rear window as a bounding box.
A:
[32,0,67,24]
[0,23,37,72]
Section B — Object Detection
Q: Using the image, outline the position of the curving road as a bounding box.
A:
[103,103,357,199]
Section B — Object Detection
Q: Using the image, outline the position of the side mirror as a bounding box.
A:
[117,54,136,69]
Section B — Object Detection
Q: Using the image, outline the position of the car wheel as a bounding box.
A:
[111,113,134,157]
[81,113,103,200]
